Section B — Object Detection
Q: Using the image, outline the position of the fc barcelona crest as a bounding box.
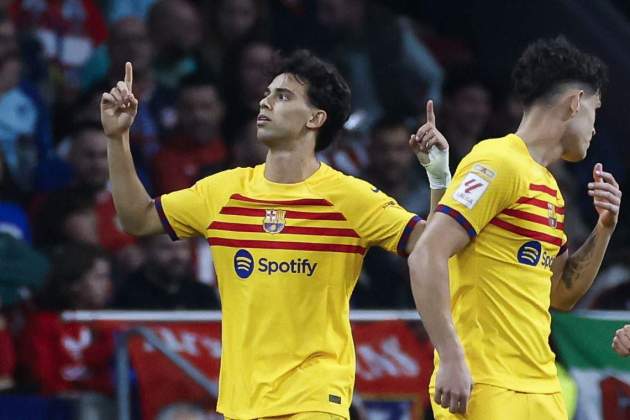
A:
[263,209,286,234]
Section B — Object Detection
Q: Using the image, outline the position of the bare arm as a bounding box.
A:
[403,187,446,255]
[408,213,472,413]
[101,62,163,236]
[550,164,621,310]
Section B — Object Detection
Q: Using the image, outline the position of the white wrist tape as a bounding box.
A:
[422,146,451,189]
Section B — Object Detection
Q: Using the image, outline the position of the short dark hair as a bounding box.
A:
[272,50,351,151]
[38,243,109,310]
[512,36,608,107]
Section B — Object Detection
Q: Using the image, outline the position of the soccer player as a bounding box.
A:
[408,37,621,418]
[100,51,451,419]
[613,325,630,357]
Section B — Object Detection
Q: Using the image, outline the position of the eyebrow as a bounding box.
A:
[264,87,296,97]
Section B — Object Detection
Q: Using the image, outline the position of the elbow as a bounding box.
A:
[408,248,429,287]
[550,296,576,312]
[119,218,146,237]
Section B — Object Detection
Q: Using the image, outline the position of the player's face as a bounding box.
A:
[257,73,315,147]
[561,91,601,162]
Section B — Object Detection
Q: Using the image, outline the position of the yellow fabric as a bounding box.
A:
[158,163,417,419]
[225,412,346,420]
[430,384,567,420]
[433,134,566,393]
[556,363,578,418]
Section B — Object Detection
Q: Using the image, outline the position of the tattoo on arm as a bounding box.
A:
[561,230,598,289]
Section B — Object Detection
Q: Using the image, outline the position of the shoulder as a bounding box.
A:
[458,135,527,178]
[315,164,387,200]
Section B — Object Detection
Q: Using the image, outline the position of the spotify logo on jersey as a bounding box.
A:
[517,241,542,266]
[234,249,255,279]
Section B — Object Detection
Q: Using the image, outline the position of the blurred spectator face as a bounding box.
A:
[240,42,273,106]
[63,208,99,245]
[108,18,153,76]
[446,84,491,138]
[0,19,20,93]
[233,119,268,166]
[177,85,224,143]
[149,0,201,57]
[73,258,112,309]
[369,125,413,184]
[0,18,17,58]
[317,0,363,34]
[218,0,257,44]
[68,129,110,191]
[144,235,192,282]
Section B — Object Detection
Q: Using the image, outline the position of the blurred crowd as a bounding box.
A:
[0,0,629,408]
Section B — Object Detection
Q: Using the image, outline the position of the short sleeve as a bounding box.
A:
[155,180,211,240]
[338,179,421,256]
[437,147,521,238]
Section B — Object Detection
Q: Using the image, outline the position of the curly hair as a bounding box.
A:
[273,50,351,151]
[512,36,608,107]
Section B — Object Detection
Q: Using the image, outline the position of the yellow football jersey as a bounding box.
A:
[431,134,567,394]
[156,163,419,418]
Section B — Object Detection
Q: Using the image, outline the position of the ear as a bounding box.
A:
[306,109,327,129]
[569,90,583,117]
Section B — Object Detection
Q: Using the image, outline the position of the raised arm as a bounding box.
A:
[405,100,451,254]
[408,213,472,413]
[100,62,163,236]
[550,164,621,310]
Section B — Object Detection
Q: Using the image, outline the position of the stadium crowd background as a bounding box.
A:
[0,0,629,418]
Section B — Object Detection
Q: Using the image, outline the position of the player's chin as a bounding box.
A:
[562,147,588,163]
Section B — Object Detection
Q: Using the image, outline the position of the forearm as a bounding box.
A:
[409,251,464,359]
[429,188,446,215]
[554,223,614,309]
[107,132,154,235]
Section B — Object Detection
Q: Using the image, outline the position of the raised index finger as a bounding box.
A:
[426,100,436,125]
[125,62,133,91]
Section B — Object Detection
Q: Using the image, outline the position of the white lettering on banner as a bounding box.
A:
[62,327,92,360]
[355,336,420,381]
[142,327,221,359]
[200,337,222,358]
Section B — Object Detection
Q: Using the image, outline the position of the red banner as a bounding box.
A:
[90,319,433,419]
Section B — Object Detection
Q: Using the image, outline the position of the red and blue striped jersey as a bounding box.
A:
[156,163,419,418]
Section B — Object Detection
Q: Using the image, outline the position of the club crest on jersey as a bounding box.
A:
[263,209,286,234]
[547,203,557,228]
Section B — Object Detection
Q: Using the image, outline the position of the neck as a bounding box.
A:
[514,106,565,167]
[264,137,320,183]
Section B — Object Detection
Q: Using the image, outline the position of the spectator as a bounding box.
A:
[352,116,428,308]
[441,66,492,171]
[222,40,274,141]
[113,235,220,310]
[147,0,203,88]
[33,123,139,273]
[9,0,108,103]
[314,0,444,127]
[81,16,174,191]
[200,0,269,78]
[0,12,45,192]
[0,233,49,391]
[18,243,115,395]
[0,149,30,242]
[152,76,227,194]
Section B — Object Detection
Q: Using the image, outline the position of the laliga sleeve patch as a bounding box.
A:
[453,172,490,209]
